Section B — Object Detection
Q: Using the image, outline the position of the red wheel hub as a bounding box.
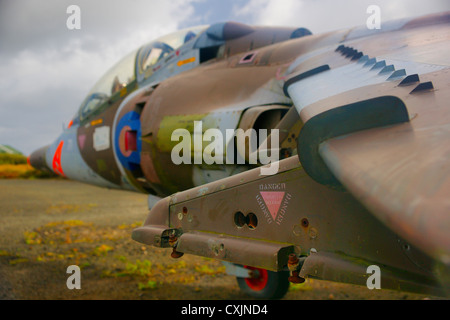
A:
[244,266,269,291]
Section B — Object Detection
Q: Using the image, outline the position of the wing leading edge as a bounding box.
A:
[285,12,450,265]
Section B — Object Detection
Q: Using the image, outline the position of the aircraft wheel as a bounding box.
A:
[236,266,290,299]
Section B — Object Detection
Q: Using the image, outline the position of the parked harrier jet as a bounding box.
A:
[30,12,450,299]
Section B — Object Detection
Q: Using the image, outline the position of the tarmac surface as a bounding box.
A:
[0,179,438,300]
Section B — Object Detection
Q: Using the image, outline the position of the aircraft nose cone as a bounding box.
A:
[29,145,52,173]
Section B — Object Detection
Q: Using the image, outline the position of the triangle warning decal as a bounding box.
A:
[260,191,285,220]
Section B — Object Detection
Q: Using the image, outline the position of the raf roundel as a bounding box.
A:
[114,111,142,172]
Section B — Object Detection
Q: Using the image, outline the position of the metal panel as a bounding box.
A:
[177,231,294,271]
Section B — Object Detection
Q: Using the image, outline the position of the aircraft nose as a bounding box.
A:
[29,145,52,173]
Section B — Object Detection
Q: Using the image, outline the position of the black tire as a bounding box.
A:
[236,266,290,299]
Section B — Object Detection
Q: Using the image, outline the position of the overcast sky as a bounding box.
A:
[0,0,448,155]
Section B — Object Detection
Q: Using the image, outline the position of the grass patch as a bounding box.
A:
[23,220,130,245]
[0,163,55,179]
[92,244,114,256]
[194,264,226,276]
[35,248,88,264]
[0,153,27,165]
[289,279,314,291]
[0,250,13,256]
[0,154,56,179]
[106,259,154,278]
[45,203,98,215]
[9,258,29,265]
[138,280,157,290]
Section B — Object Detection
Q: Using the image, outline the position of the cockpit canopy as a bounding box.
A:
[78,25,208,122]
[135,25,208,82]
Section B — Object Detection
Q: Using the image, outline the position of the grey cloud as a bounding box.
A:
[0,0,197,56]
[234,0,449,33]
[0,0,199,154]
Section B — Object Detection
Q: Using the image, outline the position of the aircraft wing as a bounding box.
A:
[284,12,450,265]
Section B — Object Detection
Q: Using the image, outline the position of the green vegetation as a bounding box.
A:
[0,144,23,155]
[138,280,157,290]
[0,153,55,179]
[11,214,229,297]
[0,153,27,165]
